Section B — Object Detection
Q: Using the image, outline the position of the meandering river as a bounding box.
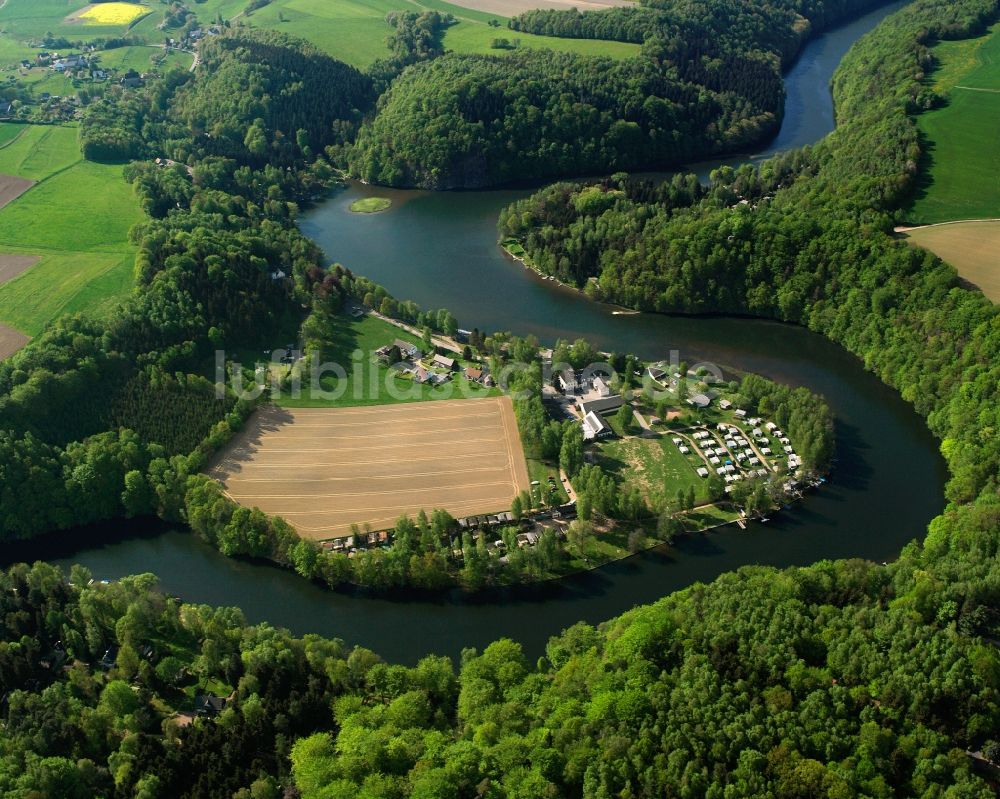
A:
[15,0,936,664]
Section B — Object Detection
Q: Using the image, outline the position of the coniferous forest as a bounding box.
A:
[1,0,1000,795]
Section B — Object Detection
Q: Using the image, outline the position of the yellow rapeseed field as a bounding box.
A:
[78,2,148,25]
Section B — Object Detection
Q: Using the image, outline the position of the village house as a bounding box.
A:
[432,353,457,371]
[592,375,611,398]
[120,70,143,89]
[555,369,577,394]
[194,694,228,718]
[582,410,611,441]
[377,339,420,362]
[53,54,86,72]
[577,394,623,417]
[464,366,493,386]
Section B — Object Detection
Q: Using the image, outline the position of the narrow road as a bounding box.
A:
[370,310,464,354]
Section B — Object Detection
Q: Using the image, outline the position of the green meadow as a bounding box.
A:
[907,24,1000,224]
[241,0,639,68]
[597,435,710,510]
[0,124,142,335]
[278,313,499,408]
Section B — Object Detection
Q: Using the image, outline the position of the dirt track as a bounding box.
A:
[208,397,532,539]
[0,174,34,211]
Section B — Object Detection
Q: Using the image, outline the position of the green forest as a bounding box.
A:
[348,0,894,187]
[1,0,1000,795]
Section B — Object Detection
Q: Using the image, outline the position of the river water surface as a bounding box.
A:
[22,0,936,664]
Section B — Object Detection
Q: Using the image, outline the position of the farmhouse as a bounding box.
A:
[432,353,458,371]
[194,694,228,718]
[555,370,577,394]
[582,411,611,441]
[377,339,420,361]
[578,394,623,417]
[120,71,143,89]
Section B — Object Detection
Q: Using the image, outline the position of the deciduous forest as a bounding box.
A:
[1,0,999,795]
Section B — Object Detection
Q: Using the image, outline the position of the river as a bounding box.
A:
[18,0,937,665]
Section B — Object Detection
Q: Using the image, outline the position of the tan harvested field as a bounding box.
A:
[902,220,1000,302]
[0,175,34,211]
[445,0,632,14]
[0,254,39,285]
[0,324,29,360]
[208,396,532,539]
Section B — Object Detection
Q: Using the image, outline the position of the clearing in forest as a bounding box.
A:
[208,396,532,539]
[901,221,1000,303]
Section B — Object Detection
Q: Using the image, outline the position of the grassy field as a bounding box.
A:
[597,435,709,510]
[241,0,639,67]
[526,458,569,506]
[906,24,1000,224]
[0,124,142,336]
[902,221,1000,302]
[278,313,500,408]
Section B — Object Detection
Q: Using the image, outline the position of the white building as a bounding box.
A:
[582,411,611,441]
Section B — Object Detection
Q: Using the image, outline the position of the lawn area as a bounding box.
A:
[597,435,708,510]
[526,458,568,506]
[0,124,142,336]
[906,23,1000,224]
[680,504,741,531]
[277,313,500,408]
[240,0,639,68]
[442,23,639,59]
[902,221,1000,302]
[96,45,194,73]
